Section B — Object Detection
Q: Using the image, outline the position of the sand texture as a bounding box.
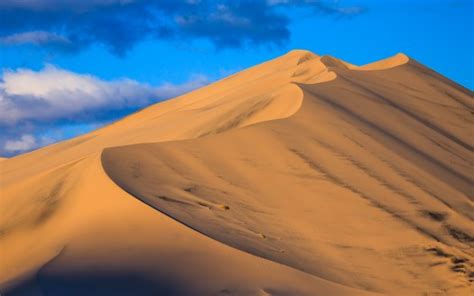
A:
[1,50,473,295]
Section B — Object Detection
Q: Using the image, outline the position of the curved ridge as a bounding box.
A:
[356,53,410,71]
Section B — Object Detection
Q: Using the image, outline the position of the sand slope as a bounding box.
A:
[1,50,473,295]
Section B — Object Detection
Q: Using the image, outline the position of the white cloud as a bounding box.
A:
[4,134,37,152]
[0,65,210,156]
[0,65,209,123]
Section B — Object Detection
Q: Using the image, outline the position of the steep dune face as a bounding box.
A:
[102,55,473,295]
[1,50,473,295]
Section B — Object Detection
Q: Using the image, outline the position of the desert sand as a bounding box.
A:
[0,50,472,295]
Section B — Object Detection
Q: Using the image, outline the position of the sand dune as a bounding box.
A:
[1,50,473,295]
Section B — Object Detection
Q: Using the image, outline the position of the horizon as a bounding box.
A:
[1,0,472,157]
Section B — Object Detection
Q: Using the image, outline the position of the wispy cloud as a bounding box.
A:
[0,0,365,56]
[0,31,71,46]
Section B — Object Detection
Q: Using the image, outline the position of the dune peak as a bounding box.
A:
[319,55,350,69]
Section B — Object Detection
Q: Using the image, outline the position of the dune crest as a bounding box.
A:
[1,50,473,295]
[356,53,410,70]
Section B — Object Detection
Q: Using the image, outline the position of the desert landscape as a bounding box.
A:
[0,49,472,295]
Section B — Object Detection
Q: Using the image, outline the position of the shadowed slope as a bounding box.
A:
[2,154,370,296]
[102,56,473,295]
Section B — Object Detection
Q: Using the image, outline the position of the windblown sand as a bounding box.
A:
[1,50,473,295]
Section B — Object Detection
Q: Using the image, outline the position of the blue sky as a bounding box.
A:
[0,0,472,156]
